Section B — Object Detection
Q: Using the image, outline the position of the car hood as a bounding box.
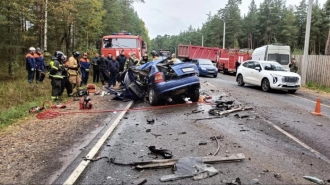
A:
[199,65,217,69]
[268,71,301,77]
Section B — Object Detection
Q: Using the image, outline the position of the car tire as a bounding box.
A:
[237,74,245,86]
[190,88,200,102]
[148,88,159,105]
[288,90,297,94]
[261,78,271,92]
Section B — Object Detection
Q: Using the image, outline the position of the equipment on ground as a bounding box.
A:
[79,96,92,109]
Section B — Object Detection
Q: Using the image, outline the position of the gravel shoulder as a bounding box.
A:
[0,85,128,184]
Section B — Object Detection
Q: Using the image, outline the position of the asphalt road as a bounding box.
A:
[56,73,330,184]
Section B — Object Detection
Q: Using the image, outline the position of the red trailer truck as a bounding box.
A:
[177,44,221,62]
[97,31,147,60]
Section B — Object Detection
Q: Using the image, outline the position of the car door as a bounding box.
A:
[250,61,263,85]
[241,61,254,83]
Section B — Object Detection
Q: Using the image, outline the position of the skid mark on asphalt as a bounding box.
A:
[289,94,330,109]
[207,81,330,165]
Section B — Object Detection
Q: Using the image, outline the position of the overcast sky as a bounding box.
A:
[133,0,327,39]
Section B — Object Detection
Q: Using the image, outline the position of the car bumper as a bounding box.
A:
[199,69,217,76]
[270,83,301,90]
[152,76,200,96]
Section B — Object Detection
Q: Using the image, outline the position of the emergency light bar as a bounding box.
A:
[111,32,132,35]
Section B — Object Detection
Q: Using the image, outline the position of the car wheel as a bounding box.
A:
[237,74,245,86]
[261,78,271,92]
[148,88,159,105]
[190,88,200,102]
[288,90,297,94]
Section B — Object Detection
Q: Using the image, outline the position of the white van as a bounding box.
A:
[251,44,291,70]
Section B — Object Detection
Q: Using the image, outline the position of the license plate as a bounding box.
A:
[182,67,194,72]
[287,83,295,86]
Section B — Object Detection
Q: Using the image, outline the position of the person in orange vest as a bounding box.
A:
[26,47,36,84]
[79,52,91,86]
[35,48,46,83]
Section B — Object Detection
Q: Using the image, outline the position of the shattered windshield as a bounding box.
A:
[262,63,286,71]
[103,38,137,48]
[198,59,213,65]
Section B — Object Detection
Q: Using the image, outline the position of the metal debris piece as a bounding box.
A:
[274,173,281,179]
[131,178,147,185]
[147,118,155,124]
[303,176,325,184]
[146,129,151,132]
[234,114,250,119]
[210,135,224,140]
[226,177,241,185]
[160,157,219,182]
[199,142,207,145]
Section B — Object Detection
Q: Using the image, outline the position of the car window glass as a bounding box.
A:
[279,54,289,65]
[254,62,261,68]
[268,54,277,62]
[246,62,255,69]
[242,62,249,67]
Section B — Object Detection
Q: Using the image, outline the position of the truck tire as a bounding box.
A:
[148,88,159,105]
[190,88,200,102]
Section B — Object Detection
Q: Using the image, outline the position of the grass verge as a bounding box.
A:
[1,69,54,129]
[305,82,330,93]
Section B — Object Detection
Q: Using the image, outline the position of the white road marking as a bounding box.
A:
[206,81,330,164]
[262,116,330,165]
[63,101,133,185]
[206,82,216,88]
[289,94,330,108]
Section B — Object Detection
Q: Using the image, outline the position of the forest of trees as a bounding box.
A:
[0,0,150,75]
[151,0,330,56]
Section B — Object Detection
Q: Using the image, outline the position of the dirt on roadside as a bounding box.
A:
[0,85,123,184]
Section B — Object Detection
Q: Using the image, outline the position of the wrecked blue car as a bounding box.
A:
[107,57,200,105]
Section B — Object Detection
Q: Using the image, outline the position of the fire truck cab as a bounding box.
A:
[97,32,147,60]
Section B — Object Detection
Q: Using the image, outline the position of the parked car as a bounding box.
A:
[191,58,218,78]
[128,57,201,105]
[236,60,301,93]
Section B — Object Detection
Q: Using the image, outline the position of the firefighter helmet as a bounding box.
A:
[150,50,158,56]
[29,47,36,51]
[54,51,65,60]
[73,51,81,58]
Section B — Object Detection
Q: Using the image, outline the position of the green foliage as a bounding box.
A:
[306,81,330,93]
[151,0,330,55]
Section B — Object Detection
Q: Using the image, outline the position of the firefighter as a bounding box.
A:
[97,53,109,85]
[26,47,36,84]
[61,55,73,97]
[80,53,91,86]
[139,55,149,65]
[49,51,65,101]
[151,50,159,61]
[67,51,81,91]
[35,48,46,83]
[124,52,139,70]
[168,53,177,64]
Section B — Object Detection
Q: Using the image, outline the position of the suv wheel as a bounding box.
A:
[261,78,271,92]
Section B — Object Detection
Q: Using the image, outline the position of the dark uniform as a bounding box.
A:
[49,51,65,101]
[140,56,149,65]
[61,56,73,97]
[97,55,109,85]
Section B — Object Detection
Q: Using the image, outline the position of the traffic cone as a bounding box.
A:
[311,98,323,116]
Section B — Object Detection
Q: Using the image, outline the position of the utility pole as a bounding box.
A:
[301,0,313,86]
[44,0,48,52]
[222,16,226,49]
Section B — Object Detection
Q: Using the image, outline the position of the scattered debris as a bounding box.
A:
[316,123,323,127]
[209,107,253,116]
[148,146,173,159]
[303,176,325,184]
[146,129,151,132]
[131,178,147,185]
[185,109,204,116]
[212,135,220,156]
[240,129,249,132]
[160,157,219,182]
[252,179,260,184]
[152,133,162,138]
[226,177,241,185]
[135,153,245,169]
[274,173,281,180]
[147,118,155,124]
[194,116,223,122]
[234,114,249,119]
[179,132,187,135]
[199,142,207,145]
[210,135,224,140]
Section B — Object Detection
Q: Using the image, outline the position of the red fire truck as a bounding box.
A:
[97,32,147,60]
[216,48,252,74]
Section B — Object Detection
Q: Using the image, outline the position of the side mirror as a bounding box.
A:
[255,67,261,71]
